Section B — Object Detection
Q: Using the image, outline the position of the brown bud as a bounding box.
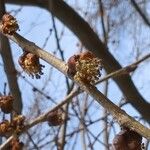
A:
[79,51,95,60]
[0,120,13,137]
[47,109,65,126]
[0,95,13,113]
[7,138,24,150]
[11,115,25,134]
[2,13,19,35]
[67,54,80,77]
[112,127,142,150]
[0,115,25,137]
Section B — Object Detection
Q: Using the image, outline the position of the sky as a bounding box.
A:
[0,0,149,149]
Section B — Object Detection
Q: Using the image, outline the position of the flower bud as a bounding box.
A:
[18,52,44,79]
[67,51,102,84]
[47,109,65,126]
[0,95,13,113]
[2,13,19,35]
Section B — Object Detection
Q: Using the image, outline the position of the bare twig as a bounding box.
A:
[102,80,109,150]
[130,0,150,27]
[51,14,72,150]
[78,82,150,140]
[96,53,150,84]
[0,88,79,149]
[26,131,39,150]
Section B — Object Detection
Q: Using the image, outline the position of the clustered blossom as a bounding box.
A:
[0,95,13,114]
[11,115,26,134]
[0,120,13,137]
[10,138,24,150]
[112,127,143,150]
[0,115,25,137]
[1,13,19,35]
[67,51,102,84]
[18,51,44,79]
[47,109,65,126]
[5,138,24,150]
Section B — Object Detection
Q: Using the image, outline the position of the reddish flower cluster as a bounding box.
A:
[47,109,65,126]
[0,120,13,137]
[18,51,44,79]
[7,138,24,150]
[1,13,19,35]
[0,95,13,114]
[11,115,26,134]
[67,51,102,84]
[112,127,143,150]
[0,115,25,137]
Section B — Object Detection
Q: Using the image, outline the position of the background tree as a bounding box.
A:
[0,0,150,149]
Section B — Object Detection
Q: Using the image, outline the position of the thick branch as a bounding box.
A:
[47,0,150,123]
[5,0,150,122]
[0,31,150,149]
[80,83,150,140]
[5,0,46,8]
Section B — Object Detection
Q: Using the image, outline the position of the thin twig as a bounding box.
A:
[51,14,72,150]
[130,0,150,27]
[26,131,40,150]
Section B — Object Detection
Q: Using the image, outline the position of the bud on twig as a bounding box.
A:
[18,51,44,79]
[1,13,19,35]
[67,51,102,84]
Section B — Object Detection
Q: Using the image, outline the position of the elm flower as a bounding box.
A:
[1,13,19,35]
[67,51,102,84]
[18,52,44,79]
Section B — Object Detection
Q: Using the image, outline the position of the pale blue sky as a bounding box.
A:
[0,1,149,149]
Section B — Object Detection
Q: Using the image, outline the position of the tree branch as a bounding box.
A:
[0,28,149,150]
[130,0,150,27]
[5,0,47,8]
[47,0,150,123]
[5,0,150,123]
[0,0,22,114]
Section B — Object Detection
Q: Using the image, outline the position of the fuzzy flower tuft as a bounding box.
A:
[67,51,102,84]
[0,115,25,137]
[1,13,19,35]
[0,120,13,137]
[112,127,143,150]
[18,52,44,79]
[11,115,25,134]
[10,138,24,150]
